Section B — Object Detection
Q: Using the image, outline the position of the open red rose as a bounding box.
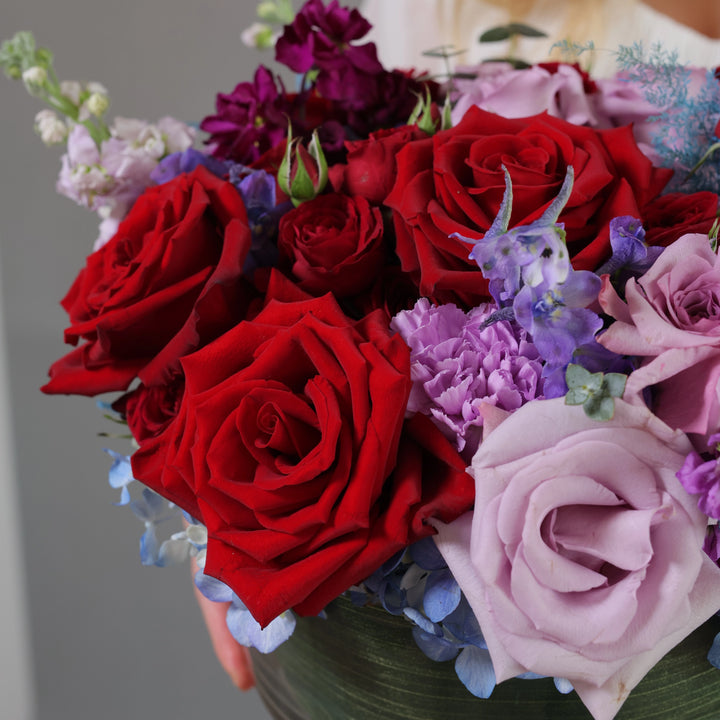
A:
[131,294,474,626]
[278,193,385,297]
[42,166,257,396]
[385,106,672,306]
[643,191,719,248]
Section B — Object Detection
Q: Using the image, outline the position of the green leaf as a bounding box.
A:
[565,387,589,406]
[479,26,512,43]
[565,363,591,389]
[479,23,547,43]
[603,373,627,399]
[583,395,616,422]
[505,23,548,38]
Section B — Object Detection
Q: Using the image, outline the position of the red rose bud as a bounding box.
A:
[278,126,328,206]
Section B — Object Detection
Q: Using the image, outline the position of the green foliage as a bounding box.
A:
[0,31,52,80]
[564,364,627,421]
[479,23,547,43]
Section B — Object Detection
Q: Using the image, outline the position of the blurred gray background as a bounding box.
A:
[0,1,315,718]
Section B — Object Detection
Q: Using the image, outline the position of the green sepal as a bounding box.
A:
[277,124,295,198]
[441,94,453,131]
[289,145,316,206]
[308,129,328,195]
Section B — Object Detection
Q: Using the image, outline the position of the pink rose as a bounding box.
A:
[451,63,600,127]
[598,233,720,441]
[433,398,720,720]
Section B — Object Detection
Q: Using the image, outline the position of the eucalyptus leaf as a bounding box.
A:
[603,373,627,399]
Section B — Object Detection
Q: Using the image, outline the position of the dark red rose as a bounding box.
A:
[385,106,672,306]
[278,193,385,297]
[112,376,184,443]
[643,191,719,247]
[43,166,257,396]
[330,124,428,205]
[130,294,474,626]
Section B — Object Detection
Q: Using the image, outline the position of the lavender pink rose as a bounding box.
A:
[598,233,720,442]
[432,398,720,720]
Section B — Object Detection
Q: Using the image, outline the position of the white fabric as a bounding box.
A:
[363,0,720,77]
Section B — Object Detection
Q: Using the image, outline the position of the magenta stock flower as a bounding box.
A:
[200,66,297,164]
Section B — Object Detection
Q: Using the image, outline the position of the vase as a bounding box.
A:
[251,596,720,720]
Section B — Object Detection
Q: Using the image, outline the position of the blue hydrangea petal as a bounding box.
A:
[156,538,191,567]
[708,631,720,669]
[226,605,296,654]
[409,537,447,571]
[454,645,497,699]
[411,626,460,662]
[554,677,574,694]
[194,571,234,603]
[139,525,159,566]
[442,597,486,648]
[403,607,442,636]
[424,568,462,622]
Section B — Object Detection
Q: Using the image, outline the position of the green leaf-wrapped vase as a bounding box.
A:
[251,597,720,720]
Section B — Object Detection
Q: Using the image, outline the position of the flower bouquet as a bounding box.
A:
[4,1,720,718]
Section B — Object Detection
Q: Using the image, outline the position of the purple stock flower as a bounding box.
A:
[200,66,297,164]
[391,299,544,460]
[677,434,720,519]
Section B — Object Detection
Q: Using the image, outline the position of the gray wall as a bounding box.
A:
[0,1,293,718]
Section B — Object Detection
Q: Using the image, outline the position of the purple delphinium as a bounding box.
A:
[391,298,544,460]
[149,147,230,186]
[596,215,664,288]
[200,65,298,164]
[678,433,720,520]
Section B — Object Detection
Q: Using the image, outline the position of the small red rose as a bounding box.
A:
[278,193,385,297]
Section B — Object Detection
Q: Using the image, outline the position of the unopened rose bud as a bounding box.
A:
[34,109,67,146]
[22,65,47,92]
[86,92,109,117]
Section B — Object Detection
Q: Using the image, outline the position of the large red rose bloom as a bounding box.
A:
[131,294,474,626]
[385,106,673,306]
[43,166,256,396]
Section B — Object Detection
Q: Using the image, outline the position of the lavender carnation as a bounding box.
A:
[391,299,544,460]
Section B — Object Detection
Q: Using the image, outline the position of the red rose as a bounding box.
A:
[112,377,184,443]
[385,106,672,306]
[131,294,473,626]
[42,166,256,396]
[278,193,385,297]
[330,125,428,205]
[643,191,719,248]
